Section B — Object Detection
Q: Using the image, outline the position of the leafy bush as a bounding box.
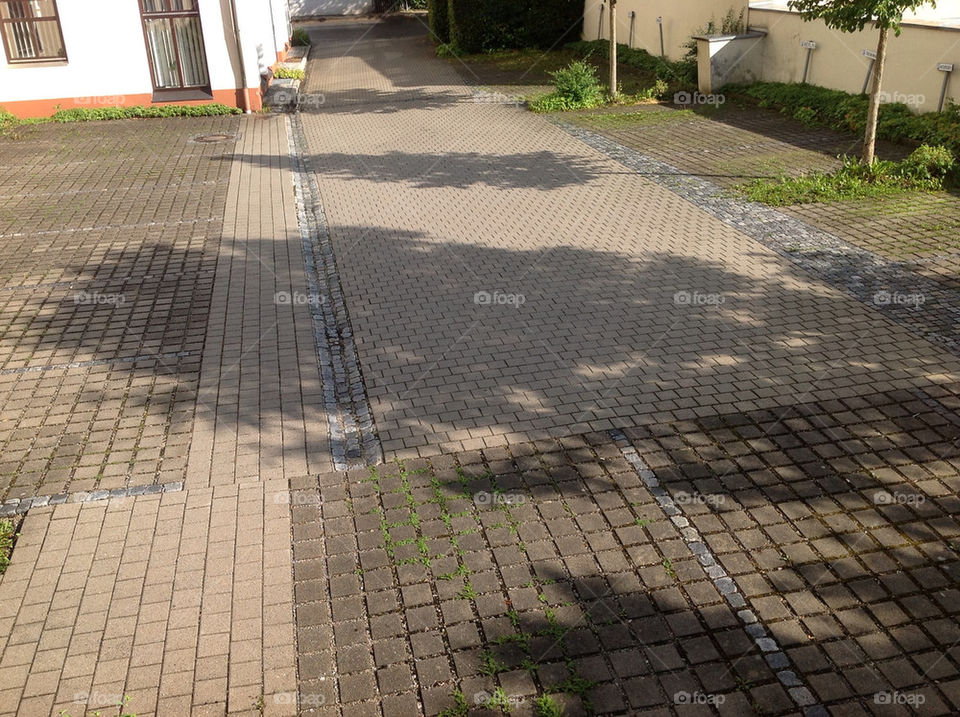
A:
[274,67,305,80]
[731,82,960,158]
[565,40,697,87]
[552,60,603,105]
[900,144,956,181]
[427,0,449,42]
[435,42,460,57]
[530,60,605,112]
[291,28,311,46]
[51,104,241,122]
[447,0,583,54]
[0,108,15,132]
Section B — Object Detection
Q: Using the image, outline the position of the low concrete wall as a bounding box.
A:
[289,0,374,18]
[729,8,959,113]
[582,0,749,61]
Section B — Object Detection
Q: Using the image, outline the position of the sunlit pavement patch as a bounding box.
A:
[559,121,960,354]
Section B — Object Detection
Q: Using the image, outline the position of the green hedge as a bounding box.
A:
[732,82,960,158]
[444,0,583,53]
[51,104,241,122]
[427,0,449,43]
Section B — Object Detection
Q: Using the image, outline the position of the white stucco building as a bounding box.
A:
[0,0,291,117]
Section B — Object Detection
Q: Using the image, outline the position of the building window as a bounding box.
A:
[139,0,211,95]
[0,0,67,64]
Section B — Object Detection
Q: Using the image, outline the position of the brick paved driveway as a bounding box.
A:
[299,18,960,460]
[0,118,235,502]
[2,13,960,717]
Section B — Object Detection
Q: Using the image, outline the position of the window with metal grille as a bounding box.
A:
[0,0,67,64]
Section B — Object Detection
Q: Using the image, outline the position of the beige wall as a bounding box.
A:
[582,0,750,61]
[728,8,960,113]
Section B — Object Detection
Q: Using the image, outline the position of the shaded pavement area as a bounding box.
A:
[1,13,960,717]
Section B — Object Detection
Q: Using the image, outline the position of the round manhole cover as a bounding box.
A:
[189,133,239,144]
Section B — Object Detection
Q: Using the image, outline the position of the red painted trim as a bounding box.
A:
[0,87,262,118]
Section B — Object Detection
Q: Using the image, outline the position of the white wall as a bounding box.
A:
[288,0,374,19]
[0,0,287,110]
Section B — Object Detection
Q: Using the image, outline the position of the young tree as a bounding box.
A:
[609,0,618,98]
[787,0,935,165]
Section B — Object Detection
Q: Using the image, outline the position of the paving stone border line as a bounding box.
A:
[609,428,826,716]
[286,113,383,470]
[0,350,192,376]
[0,481,184,517]
[558,122,960,355]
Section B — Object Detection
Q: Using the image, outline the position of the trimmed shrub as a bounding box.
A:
[446,0,583,53]
[51,104,241,122]
[427,0,449,43]
[731,82,960,158]
[274,67,305,80]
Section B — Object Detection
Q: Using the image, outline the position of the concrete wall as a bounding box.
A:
[288,0,374,18]
[743,7,959,113]
[0,0,290,117]
[582,0,750,61]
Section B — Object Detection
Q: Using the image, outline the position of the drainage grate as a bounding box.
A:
[189,133,239,144]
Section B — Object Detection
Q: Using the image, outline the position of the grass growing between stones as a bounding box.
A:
[361,459,606,715]
[0,518,17,574]
[740,145,957,206]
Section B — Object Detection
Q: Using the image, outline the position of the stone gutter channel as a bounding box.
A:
[285,113,383,471]
[609,429,827,717]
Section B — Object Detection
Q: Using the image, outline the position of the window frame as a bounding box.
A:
[0,0,68,65]
[137,0,212,99]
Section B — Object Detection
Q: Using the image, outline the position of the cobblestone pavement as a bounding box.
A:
[289,386,960,715]
[567,105,960,293]
[0,483,296,716]
[3,14,960,717]
[300,19,960,460]
[0,113,333,715]
[0,118,236,503]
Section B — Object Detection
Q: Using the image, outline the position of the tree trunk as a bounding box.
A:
[862,25,889,165]
[609,0,618,98]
